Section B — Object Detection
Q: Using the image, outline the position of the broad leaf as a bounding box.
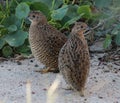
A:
[66,5,79,18]
[2,46,13,57]
[31,0,62,9]
[103,34,112,49]
[4,30,28,47]
[3,15,21,29]
[77,5,92,19]
[16,43,31,53]
[7,25,17,32]
[0,11,4,19]
[115,33,120,46]
[30,2,50,19]
[61,5,79,25]
[94,0,112,8]
[0,39,5,49]
[51,5,68,20]
[61,15,82,30]
[15,3,30,19]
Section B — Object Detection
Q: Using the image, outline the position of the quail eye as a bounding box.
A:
[32,15,35,18]
[81,26,83,28]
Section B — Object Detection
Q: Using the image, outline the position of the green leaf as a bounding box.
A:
[3,15,22,29]
[61,15,82,30]
[94,0,112,8]
[0,39,5,49]
[61,5,79,25]
[31,0,62,9]
[51,0,63,9]
[66,5,79,19]
[51,5,68,20]
[7,25,17,32]
[111,28,119,35]
[16,44,31,53]
[32,0,52,9]
[103,34,112,49]
[115,33,120,46]
[112,0,120,8]
[116,24,120,29]
[30,2,50,19]
[0,11,4,19]
[0,28,8,36]
[4,30,28,47]
[15,3,30,19]
[49,20,62,29]
[22,0,33,2]
[77,5,92,19]
[2,46,13,57]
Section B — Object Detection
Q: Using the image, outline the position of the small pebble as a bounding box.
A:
[19,84,23,87]
[114,71,118,73]
[30,60,33,62]
[34,64,39,67]
[84,98,87,101]
[28,68,30,70]
[112,79,116,82]
[8,69,11,71]
[103,70,110,73]
[98,96,103,99]
[17,61,22,65]
[32,91,35,94]
[94,77,96,79]
[114,101,119,103]
[95,80,98,82]
[43,88,47,91]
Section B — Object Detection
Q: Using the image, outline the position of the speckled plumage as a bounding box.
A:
[28,11,67,73]
[58,22,90,96]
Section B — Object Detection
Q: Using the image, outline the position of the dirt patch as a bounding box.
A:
[0,54,120,103]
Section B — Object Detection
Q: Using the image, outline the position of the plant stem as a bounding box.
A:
[6,0,9,10]
[51,0,55,10]
[14,0,19,5]
[6,0,9,17]
[21,19,24,29]
[0,15,6,24]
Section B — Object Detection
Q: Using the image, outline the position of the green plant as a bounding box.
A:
[93,0,120,48]
[103,34,112,49]
[0,0,30,57]
[0,0,120,57]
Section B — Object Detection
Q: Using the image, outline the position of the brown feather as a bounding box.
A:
[58,22,90,96]
[28,11,67,72]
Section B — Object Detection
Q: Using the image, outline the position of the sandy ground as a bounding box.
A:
[0,54,120,103]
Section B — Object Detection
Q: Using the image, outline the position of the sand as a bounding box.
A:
[0,54,120,103]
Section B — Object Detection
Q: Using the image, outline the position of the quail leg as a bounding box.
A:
[35,67,59,73]
[79,88,85,97]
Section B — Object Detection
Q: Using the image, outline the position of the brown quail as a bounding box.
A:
[28,11,67,73]
[58,22,90,96]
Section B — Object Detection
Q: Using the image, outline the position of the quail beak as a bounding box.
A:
[26,15,32,23]
[83,27,91,36]
[26,14,29,20]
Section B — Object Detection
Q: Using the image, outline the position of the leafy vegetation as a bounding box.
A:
[0,0,120,57]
